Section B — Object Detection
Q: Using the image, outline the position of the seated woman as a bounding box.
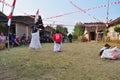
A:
[0,32,7,48]
[100,44,120,60]
[14,36,20,46]
[20,33,27,45]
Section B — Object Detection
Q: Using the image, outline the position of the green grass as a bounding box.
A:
[0,42,120,80]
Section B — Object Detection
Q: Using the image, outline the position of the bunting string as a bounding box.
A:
[0,0,119,20]
[44,1,120,20]
[0,0,12,7]
[45,23,74,26]
[0,0,120,26]
[70,1,102,22]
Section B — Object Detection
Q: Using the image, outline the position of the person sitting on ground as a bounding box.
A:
[99,44,111,56]
[20,33,27,45]
[100,44,120,60]
[0,32,7,48]
[27,36,31,44]
[14,36,20,46]
[0,32,6,43]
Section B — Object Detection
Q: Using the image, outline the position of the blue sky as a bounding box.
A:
[1,0,120,33]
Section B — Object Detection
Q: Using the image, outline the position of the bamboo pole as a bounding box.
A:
[7,26,10,50]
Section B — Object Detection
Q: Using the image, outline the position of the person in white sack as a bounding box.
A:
[99,44,120,60]
[52,30,63,52]
[29,27,42,50]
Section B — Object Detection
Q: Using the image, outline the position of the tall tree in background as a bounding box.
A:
[73,22,84,39]
[56,25,68,36]
[63,27,68,36]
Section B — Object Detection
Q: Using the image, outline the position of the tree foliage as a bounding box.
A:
[56,25,68,36]
[114,25,120,39]
[114,26,120,34]
[73,22,84,39]
[103,27,109,36]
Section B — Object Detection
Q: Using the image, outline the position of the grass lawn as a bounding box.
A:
[0,41,120,80]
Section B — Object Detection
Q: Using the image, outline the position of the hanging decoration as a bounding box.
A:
[0,0,119,27]
[70,1,102,22]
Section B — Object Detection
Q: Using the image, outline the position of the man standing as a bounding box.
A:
[68,33,73,43]
[29,9,42,50]
[52,31,63,52]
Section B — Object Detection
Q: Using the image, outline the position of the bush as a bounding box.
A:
[110,39,120,43]
[78,36,88,42]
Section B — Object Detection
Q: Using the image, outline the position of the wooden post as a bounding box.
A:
[7,26,10,50]
[96,26,98,42]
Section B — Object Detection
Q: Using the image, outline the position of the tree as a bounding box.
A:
[56,25,68,36]
[73,22,84,39]
[103,27,109,36]
[63,27,68,36]
[114,25,120,39]
[0,23,7,34]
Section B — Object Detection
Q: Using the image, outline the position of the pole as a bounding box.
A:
[106,0,109,21]
[96,26,98,42]
[106,0,109,28]
[105,0,109,42]
[7,26,10,50]
[2,0,5,12]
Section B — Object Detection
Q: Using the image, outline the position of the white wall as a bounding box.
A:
[16,23,32,39]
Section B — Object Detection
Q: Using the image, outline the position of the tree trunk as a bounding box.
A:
[118,33,120,40]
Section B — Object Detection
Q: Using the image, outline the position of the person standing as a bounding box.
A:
[29,27,42,50]
[68,33,73,43]
[29,9,42,50]
[52,31,63,52]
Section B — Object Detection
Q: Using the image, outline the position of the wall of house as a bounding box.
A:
[107,24,120,40]
[16,23,32,39]
[84,33,89,41]
[28,27,32,38]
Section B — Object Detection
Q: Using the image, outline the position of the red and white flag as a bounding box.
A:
[7,0,16,27]
[35,9,39,24]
